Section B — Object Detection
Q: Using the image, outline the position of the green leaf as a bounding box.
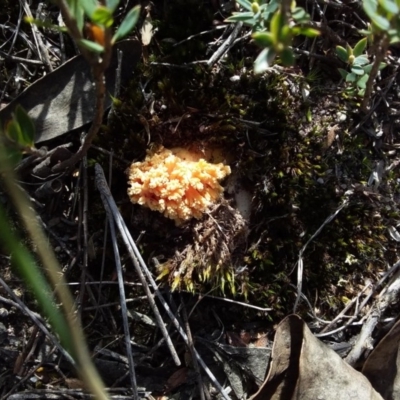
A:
[6,120,22,144]
[346,43,353,57]
[279,25,293,45]
[351,65,365,75]
[79,0,97,19]
[270,11,284,44]
[14,105,35,147]
[253,31,274,47]
[346,72,357,83]
[280,48,295,66]
[112,5,140,43]
[75,6,85,31]
[264,0,279,15]
[109,94,122,107]
[371,13,391,30]
[353,55,369,66]
[363,63,374,74]
[291,7,310,24]
[24,17,66,32]
[106,0,119,12]
[1,148,22,166]
[225,12,257,24]
[336,45,349,62]
[356,74,369,89]
[353,37,367,57]
[292,27,320,38]
[379,0,399,14]
[363,0,378,16]
[254,48,276,73]
[338,68,349,79]
[79,39,105,53]
[236,0,253,11]
[0,205,72,352]
[66,0,85,31]
[91,6,114,27]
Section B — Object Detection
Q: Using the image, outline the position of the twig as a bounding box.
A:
[317,283,371,335]
[293,192,352,312]
[78,154,89,315]
[173,25,226,47]
[188,291,272,319]
[361,35,390,112]
[309,20,347,47]
[95,164,181,367]
[0,50,44,65]
[207,22,243,67]
[95,163,232,400]
[180,294,206,400]
[20,0,53,71]
[345,259,400,366]
[104,199,139,399]
[0,282,75,366]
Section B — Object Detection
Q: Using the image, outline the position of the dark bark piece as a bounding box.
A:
[0,40,141,144]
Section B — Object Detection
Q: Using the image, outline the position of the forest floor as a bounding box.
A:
[0,0,400,399]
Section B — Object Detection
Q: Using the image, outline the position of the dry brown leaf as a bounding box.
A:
[250,315,383,400]
[363,318,400,399]
[165,367,188,393]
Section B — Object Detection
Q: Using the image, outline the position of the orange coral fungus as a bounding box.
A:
[127,146,231,224]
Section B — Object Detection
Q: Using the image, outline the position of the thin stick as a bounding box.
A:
[105,205,139,399]
[293,193,351,312]
[0,281,75,366]
[207,22,243,67]
[345,259,400,366]
[180,294,206,400]
[95,164,181,367]
[95,163,232,400]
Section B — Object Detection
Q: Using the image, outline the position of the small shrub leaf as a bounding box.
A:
[353,55,369,66]
[292,27,320,37]
[79,39,105,53]
[91,6,114,27]
[14,105,35,147]
[351,65,365,75]
[270,11,284,43]
[106,0,119,12]
[338,68,349,79]
[346,72,356,83]
[6,120,22,144]
[225,12,257,24]
[112,5,140,43]
[280,48,295,66]
[253,31,274,47]
[236,0,253,11]
[356,74,369,89]
[79,0,97,19]
[378,0,399,14]
[254,48,276,73]
[353,38,367,57]
[336,46,349,62]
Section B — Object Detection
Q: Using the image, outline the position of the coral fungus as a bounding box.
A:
[127,146,231,224]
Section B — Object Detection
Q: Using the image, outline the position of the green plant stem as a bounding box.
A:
[51,0,113,173]
[0,146,109,400]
